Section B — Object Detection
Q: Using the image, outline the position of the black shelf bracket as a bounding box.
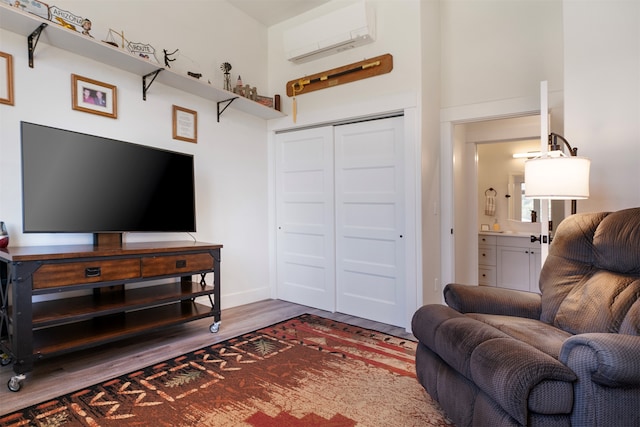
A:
[142,69,163,101]
[27,23,48,68]
[217,97,237,122]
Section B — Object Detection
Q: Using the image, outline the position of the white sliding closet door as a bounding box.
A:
[275,116,406,326]
[334,117,405,326]
[275,127,335,311]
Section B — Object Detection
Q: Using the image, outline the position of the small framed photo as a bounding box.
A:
[0,52,14,106]
[71,74,117,119]
[172,105,197,143]
[481,224,490,231]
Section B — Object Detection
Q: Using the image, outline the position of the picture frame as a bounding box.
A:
[71,74,117,119]
[172,105,197,143]
[480,224,490,231]
[0,52,14,106]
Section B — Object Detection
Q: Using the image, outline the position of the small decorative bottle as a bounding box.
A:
[234,75,244,95]
[492,219,500,232]
[0,221,8,248]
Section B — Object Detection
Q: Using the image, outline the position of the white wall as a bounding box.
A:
[267,0,422,125]
[420,0,442,305]
[563,0,640,212]
[0,1,273,308]
[265,0,441,309]
[439,0,564,290]
[440,0,564,108]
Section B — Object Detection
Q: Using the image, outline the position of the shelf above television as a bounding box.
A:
[0,3,285,121]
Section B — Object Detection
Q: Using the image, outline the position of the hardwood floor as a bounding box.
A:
[0,299,415,415]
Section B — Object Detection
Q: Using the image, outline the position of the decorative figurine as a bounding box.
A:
[103,29,126,48]
[221,62,232,91]
[163,48,179,68]
[81,18,93,38]
[233,76,245,95]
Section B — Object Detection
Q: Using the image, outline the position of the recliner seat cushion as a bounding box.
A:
[467,313,571,359]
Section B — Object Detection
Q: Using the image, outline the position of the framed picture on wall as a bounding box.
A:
[71,74,117,119]
[0,51,14,106]
[172,105,197,143]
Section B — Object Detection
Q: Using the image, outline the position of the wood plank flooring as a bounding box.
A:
[0,299,415,415]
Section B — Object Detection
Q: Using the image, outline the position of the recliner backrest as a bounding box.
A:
[539,208,640,335]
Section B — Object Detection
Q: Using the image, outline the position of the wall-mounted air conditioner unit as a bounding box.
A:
[283,1,376,64]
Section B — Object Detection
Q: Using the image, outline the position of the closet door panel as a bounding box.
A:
[334,116,405,326]
[275,127,335,311]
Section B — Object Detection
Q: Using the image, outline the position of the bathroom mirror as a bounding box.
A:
[508,173,540,222]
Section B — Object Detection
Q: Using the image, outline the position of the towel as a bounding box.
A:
[485,195,496,216]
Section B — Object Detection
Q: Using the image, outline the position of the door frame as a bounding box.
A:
[440,95,545,290]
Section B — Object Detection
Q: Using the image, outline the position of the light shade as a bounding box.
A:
[524,152,591,199]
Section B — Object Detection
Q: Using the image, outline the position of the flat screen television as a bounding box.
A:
[21,122,196,235]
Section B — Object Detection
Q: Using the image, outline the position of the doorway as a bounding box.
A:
[453,115,543,285]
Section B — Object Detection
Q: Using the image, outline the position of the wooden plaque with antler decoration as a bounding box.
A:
[286,53,393,98]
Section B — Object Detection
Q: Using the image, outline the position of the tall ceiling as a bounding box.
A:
[227,0,332,27]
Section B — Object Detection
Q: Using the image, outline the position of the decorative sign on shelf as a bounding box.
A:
[127,41,159,63]
[101,29,159,63]
[286,53,393,122]
[49,6,84,32]
[3,0,49,19]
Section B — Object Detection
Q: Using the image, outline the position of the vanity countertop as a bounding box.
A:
[479,231,534,237]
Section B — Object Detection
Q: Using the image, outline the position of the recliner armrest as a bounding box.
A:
[444,283,541,319]
[560,333,640,387]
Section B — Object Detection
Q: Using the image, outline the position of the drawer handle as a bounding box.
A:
[85,267,102,277]
[176,260,187,268]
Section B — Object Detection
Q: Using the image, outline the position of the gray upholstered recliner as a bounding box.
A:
[412,208,640,426]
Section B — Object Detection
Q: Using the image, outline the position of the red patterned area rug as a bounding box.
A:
[0,314,452,426]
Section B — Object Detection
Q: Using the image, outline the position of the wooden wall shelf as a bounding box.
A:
[0,4,284,121]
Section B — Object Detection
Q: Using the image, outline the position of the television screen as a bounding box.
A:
[21,122,196,233]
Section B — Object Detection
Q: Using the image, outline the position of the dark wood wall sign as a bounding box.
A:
[286,53,393,98]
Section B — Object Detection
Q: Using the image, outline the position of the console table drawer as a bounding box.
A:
[32,259,141,289]
[142,253,214,277]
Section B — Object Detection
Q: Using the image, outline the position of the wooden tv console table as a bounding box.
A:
[0,241,222,392]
